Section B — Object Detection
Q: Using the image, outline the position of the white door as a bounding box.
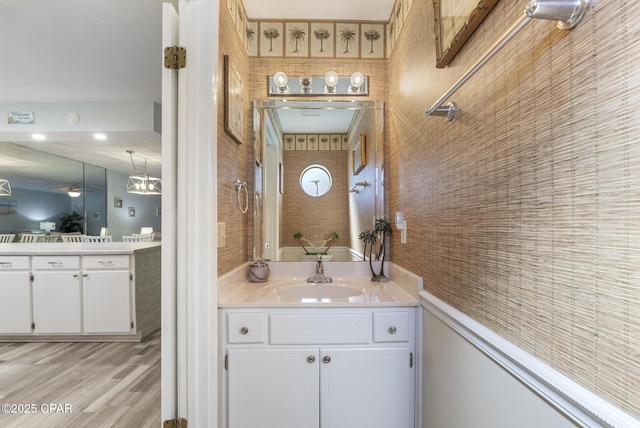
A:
[32,271,82,333]
[320,347,414,428]
[227,348,320,428]
[0,271,32,333]
[83,270,131,333]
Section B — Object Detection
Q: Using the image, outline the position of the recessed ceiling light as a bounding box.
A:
[94,133,107,140]
[32,133,46,141]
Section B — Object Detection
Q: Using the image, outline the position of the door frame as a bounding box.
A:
[162,0,220,426]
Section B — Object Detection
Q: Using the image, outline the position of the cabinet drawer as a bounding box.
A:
[373,312,409,342]
[227,312,265,343]
[32,256,80,270]
[83,255,130,269]
[0,256,30,270]
[270,313,371,345]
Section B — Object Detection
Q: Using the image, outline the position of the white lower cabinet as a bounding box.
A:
[83,255,132,333]
[0,257,32,333]
[223,308,416,428]
[32,270,82,334]
[228,348,320,428]
[83,270,131,333]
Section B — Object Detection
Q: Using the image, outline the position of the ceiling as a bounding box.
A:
[0,0,393,190]
[243,0,394,21]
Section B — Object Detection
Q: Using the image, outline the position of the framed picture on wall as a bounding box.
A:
[433,0,499,68]
[352,134,366,175]
[224,55,244,144]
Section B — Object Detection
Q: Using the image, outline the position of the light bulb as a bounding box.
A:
[350,71,365,88]
[324,71,339,87]
[273,71,288,88]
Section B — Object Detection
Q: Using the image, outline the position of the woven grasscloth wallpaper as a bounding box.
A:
[388,0,640,419]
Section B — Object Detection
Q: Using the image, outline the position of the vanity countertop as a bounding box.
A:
[218,262,422,308]
[0,242,161,255]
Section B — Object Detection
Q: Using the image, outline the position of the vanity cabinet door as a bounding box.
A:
[227,348,320,428]
[320,347,414,428]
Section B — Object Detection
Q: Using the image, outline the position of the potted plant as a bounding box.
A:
[59,211,84,233]
[358,218,392,282]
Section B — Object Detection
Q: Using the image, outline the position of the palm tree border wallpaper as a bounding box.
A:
[227,0,413,59]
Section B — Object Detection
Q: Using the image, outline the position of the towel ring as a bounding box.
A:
[235,179,249,214]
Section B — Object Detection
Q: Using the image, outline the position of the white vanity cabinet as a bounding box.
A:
[222,308,416,428]
[82,255,132,333]
[32,256,82,333]
[0,256,32,333]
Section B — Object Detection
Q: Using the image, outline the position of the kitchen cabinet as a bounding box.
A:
[0,244,161,341]
[0,256,31,333]
[222,308,416,428]
[82,255,132,333]
[32,256,82,333]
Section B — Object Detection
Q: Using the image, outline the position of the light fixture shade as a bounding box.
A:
[324,71,339,87]
[67,191,82,198]
[0,179,11,196]
[350,71,365,93]
[127,174,162,195]
[273,71,289,93]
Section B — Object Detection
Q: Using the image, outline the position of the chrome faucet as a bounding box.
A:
[308,254,332,283]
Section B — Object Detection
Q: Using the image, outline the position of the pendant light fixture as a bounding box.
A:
[0,179,11,196]
[126,150,162,195]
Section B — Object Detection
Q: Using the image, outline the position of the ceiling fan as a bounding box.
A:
[51,183,83,197]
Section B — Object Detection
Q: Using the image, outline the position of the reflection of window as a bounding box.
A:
[299,164,332,197]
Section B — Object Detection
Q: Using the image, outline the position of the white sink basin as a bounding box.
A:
[277,284,362,300]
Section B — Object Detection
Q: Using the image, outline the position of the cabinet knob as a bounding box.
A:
[388,326,397,334]
[307,355,315,364]
[240,327,249,335]
[322,355,331,364]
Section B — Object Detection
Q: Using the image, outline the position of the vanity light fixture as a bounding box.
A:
[126,150,162,195]
[0,179,11,196]
[324,71,339,94]
[269,72,368,96]
[273,71,289,94]
[349,72,365,94]
[395,212,407,244]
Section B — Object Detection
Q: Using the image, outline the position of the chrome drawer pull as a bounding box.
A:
[240,327,249,335]
[388,326,397,334]
[48,261,63,267]
[307,355,316,364]
[98,260,114,265]
[0,262,12,266]
[322,355,331,364]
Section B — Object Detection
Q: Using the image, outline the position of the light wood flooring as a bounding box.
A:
[0,331,160,428]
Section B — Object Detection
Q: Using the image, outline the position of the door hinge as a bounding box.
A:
[130,321,134,329]
[410,352,413,368]
[130,273,133,281]
[224,354,228,370]
[31,322,35,330]
[163,418,187,428]
[30,274,34,282]
[164,46,186,69]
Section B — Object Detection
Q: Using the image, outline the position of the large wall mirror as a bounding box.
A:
[253,100,385,262]
[0,142,107,236]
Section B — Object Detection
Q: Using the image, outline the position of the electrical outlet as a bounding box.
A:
[218,222,226,247]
